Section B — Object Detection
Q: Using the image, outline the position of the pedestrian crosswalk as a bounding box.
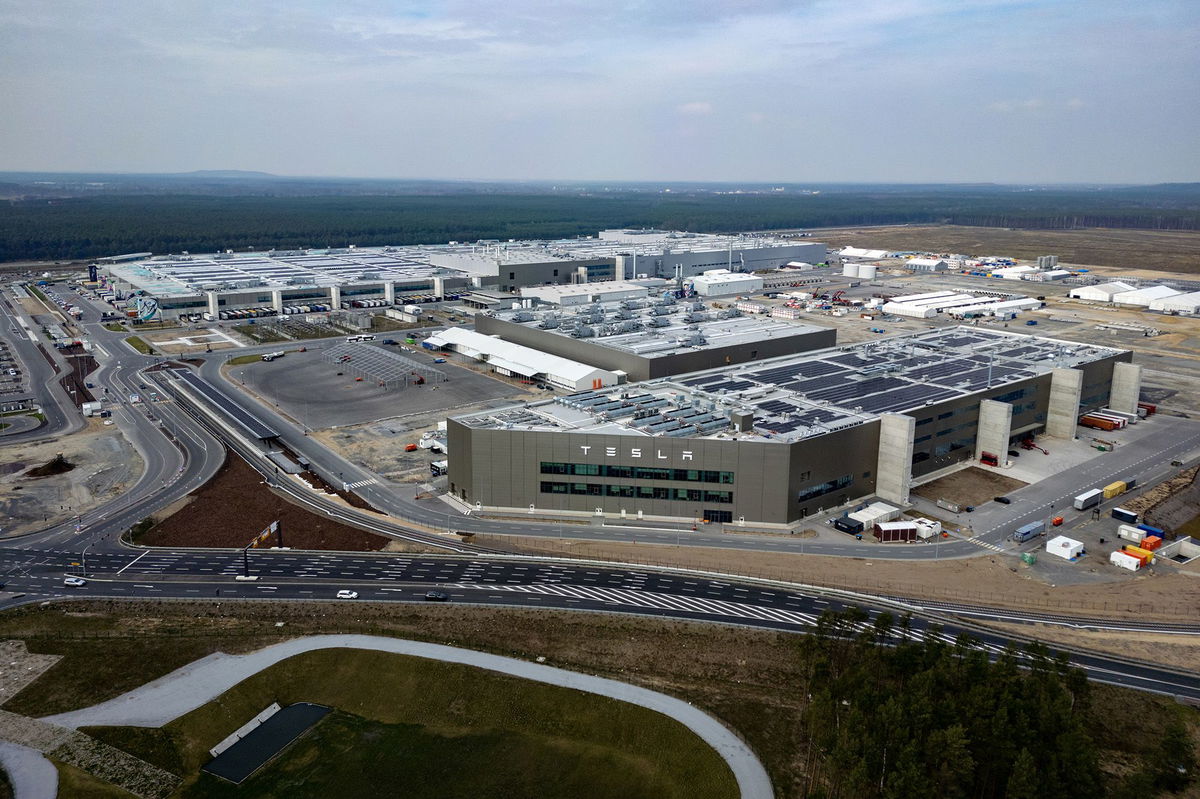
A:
[455,581,823,627]
[966,536,1005,553]
[344,478,376,490]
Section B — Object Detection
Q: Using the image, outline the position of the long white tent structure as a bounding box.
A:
[423,327,620,391]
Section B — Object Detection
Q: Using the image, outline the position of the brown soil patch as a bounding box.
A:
[912,466,1027,507]
[977,620,1200,673]
[478,536,1200,622]
[139,452,390,551]
[25,454,74,478]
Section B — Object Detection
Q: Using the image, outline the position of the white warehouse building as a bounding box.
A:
[423,327,620,391]
[1149,291,1200,314]
[1069,282,1136,301]
[688,270,765,297]
[1110,285,1181,307]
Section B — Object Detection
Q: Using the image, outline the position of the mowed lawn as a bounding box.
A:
[87,648,739,799]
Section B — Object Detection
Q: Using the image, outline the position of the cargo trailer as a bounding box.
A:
[1121,547,1149,567]
[1103,481,1127,499]
[1073,489,1103,510]
[1100,408,1138,424]
[1012,521,1045,543]
[1136,523,1163,537]
[1124,545,1155,564]
[1079,415,1119,432]
[1112,507,1138,524]
[1140,536,1162,551]
[1137,401,1157,416]
[1088,411,1128,429]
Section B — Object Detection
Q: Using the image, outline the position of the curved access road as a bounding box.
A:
[0,742,57,799]
[44,634,772,799]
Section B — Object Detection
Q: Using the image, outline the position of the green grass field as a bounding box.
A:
[86,648,737,799]
[224,354,262,366]
[124,335,152,354]
[102,322,126,332]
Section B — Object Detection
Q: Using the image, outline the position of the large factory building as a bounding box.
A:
[474,298,836,381]
[447,328,1135,525]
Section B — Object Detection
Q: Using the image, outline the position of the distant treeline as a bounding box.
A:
[2,188,1198,262]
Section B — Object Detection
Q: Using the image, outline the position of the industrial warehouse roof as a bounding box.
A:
[424,327,617,383]
[453,327,1125,443]
[102,248,467,297]
[486,298,828,359]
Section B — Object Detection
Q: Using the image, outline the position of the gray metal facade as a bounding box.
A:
[446,351,1128,525]
[474,315,837,381]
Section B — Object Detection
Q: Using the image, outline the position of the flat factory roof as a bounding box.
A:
[489,298,829,360]
[454,327,1125,443]
[103,248,467,297]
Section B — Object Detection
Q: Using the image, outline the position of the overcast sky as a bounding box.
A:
[1,0,1197,183]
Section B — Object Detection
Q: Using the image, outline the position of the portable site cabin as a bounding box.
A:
[1045,535,1085,561]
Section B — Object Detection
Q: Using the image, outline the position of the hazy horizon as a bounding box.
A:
[2,1,1197,183]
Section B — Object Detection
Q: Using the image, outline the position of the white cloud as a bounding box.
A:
[676,101,714,116]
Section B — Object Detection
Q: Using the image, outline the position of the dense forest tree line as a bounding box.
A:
[794,609,1196,799]
[1,190,1198,262]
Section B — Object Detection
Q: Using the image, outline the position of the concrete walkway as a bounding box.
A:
[0,743,57,799]
[44,634,773,799]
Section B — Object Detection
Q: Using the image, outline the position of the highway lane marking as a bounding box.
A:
[115,551,150,575]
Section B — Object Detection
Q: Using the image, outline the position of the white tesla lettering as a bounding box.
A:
[605,447,617,457]
[681,451,693,461]
[579,445,591,455]
[631,448,642,459]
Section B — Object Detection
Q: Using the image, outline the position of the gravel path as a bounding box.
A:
[43,634,773,799]
[0,743,57,799]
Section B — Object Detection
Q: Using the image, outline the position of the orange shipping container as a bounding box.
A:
[1140,536,1162,551]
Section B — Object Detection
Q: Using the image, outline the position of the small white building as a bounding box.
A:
[1148,290,1200,314]
[1110,285,1181,307]
[688,270,765,297]
[848,502,900,527]
[990,265,1039,280]
[1068,281,1136,301]
[1027,269,1071,282]
[1045,535,1085,561]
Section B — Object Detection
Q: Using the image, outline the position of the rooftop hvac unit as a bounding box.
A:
[649,317,671,327]
[511,311,534,322]
[572,325,595,338]
[537,317,560,329]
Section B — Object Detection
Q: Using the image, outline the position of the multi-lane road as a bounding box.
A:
[1,280,1198,704]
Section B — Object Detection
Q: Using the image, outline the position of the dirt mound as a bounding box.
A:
[25,454,75,478]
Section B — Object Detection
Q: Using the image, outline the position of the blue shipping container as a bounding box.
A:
[1136,524,1164,536]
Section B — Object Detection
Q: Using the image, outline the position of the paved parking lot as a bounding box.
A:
[231,345,525,429]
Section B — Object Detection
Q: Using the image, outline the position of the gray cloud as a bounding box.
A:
[0,0,1196,181]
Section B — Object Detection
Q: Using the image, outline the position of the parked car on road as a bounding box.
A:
[994,496,1012,505]
[336,589,359,599]
[63,576,87,587]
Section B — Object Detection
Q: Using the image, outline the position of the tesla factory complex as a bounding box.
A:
[95,230,827,319]
[448,328,1138,525]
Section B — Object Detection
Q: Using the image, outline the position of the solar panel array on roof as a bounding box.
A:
[747,360,844,384]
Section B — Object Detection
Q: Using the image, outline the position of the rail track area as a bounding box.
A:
[322,343,447,389]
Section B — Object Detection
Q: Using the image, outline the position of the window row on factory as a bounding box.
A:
[539,482,733,503]
[539,462,735,483]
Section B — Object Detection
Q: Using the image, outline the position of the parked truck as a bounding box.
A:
[261,351,285,362]
[1102,481,1127,499]
[1073,489,1103,510]
[1011,520,1046,543]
